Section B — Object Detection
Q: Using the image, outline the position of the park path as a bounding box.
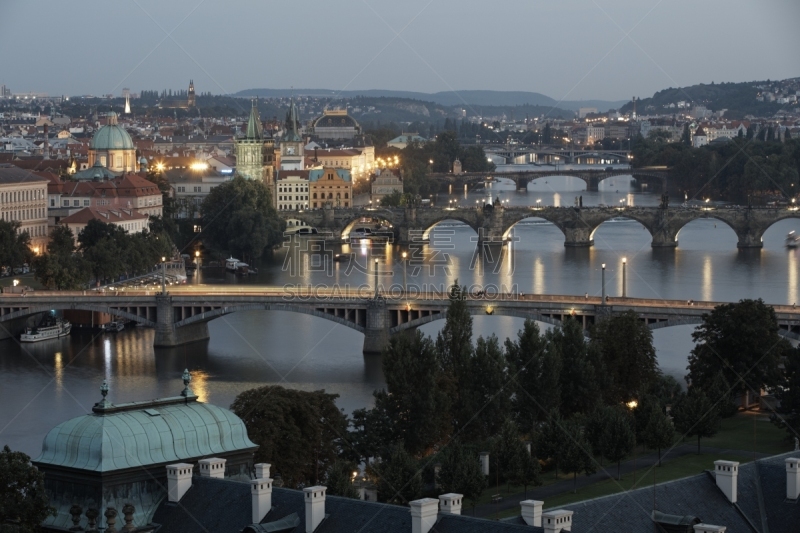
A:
[471,443,772,518]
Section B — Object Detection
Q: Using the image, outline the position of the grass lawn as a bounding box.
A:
[699,410,790,456]
[0,272,44,290]
[486,452,752,520]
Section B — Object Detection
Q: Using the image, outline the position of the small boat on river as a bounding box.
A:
[20,318,71,343]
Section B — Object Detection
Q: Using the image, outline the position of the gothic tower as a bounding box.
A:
[188,80,196,108]
[235,101,266,181]
[279,98,304,171]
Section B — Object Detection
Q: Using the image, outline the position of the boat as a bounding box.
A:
[102,320,125,332]
[235,262,250,276]
[225,257,240,272]
[787,231,800,249]
[20,318,71,343]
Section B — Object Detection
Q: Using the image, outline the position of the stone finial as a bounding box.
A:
[181,369,193,397]
[85,507,99,532]
[69,504,83,531]
[122,503,135,531]
[95,380,111,409]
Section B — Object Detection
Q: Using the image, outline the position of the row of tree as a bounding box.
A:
[632,136,800,203]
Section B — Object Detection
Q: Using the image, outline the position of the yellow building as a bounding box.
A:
[0,165,49,254]
[309,168,352,209]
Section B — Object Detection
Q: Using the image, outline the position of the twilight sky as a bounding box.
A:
[1,0,798,101]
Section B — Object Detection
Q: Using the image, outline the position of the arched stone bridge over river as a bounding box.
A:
[282,205,800,249]
[2,289,799,353]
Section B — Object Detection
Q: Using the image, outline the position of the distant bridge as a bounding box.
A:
[428,168,666,192]
[482,146,632,165]
[280,205,800,249]
[2,289,799,352]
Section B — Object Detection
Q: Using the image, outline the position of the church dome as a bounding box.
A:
[90,112,135,151]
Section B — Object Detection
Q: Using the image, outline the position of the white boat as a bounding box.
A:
[20,318,71,343]
[102,320,125,332]
[787,231,800,249]
[225,257,240,272]
[235,262,250,275]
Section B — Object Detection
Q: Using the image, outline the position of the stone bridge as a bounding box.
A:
[430,168,666,192]
[281,205,800,249]
[2,290,799,353]
[482,146,632,165]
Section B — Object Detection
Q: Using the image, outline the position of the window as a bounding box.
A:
[84,200,90,206]
[50,199,55,207]
[178,186,185,193]
[62,200,69,207]
[194,186,201,193]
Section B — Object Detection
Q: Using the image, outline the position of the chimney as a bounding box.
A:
[786,458,800,500]
[542,509,572,533]
[255,463,271,479]
[166,463,193,502]
[409,498,438,533]
[714,460,739,503]
[479,452,490,476]
[198,457,226,479]
[251,477,273,524]
[438,493,462,515]
[304,486,326,533]
[694,525,726,533]
[520,500,544,527]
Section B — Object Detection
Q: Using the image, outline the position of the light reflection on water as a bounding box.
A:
[2,175,800,457]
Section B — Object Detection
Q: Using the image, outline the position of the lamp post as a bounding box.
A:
[601,263,606,303]
[621,258,627,298]
[374,258,379,298]
[161,256,167,295]
[401,251,407,295]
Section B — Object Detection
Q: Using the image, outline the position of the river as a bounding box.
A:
[2,167,799,457]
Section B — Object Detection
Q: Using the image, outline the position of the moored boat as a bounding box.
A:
[225,257,240,272]
[787,231,799,249]
[20,318,71,343]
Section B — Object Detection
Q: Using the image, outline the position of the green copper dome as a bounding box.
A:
[90,113,134,150]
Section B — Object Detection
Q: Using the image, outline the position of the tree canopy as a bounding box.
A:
[0,445,55,532]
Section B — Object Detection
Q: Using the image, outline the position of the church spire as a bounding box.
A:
[283,98,302,142]
[245,99,262,140]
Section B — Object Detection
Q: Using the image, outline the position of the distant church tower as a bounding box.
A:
[124,94,131,115]
[188,80,196,108]
[279,98,304,171]
[234,101,274,185]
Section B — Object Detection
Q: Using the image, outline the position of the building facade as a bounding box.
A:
[234,102,275,182]
[275,170,310,211]
[309,167,352,209]
[312,108,361,140]
[0,164,49,253]
[371,169,403,201]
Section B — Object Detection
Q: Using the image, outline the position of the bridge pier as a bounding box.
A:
[153,295,210,348]
[585,178,599,192]
[563,227,594,247]
[736,232,763,249]
[651,232,678,248]
[363,297,391,355]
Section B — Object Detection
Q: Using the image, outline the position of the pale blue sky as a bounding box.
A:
[1,0,798,100]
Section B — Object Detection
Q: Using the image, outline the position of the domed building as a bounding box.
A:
[87,112,137,173]
[33,372,258,531]
[312,108,361,140]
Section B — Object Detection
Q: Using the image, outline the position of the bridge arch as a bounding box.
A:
[421,216,481,241]
[341,212,398,239]
[501,215,566,241]
[173,303,366,333]
[0,304,156,327]
[589,214,655,243]
[390,306,586,336]
[753,212,800,243]
[673,215,740,247]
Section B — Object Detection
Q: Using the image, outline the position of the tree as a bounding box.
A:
[672,389,720,454]
[557,419,596,492]
[0,220,32,272]
[0,445,55,532]
[460,335,510,442]
[642,407,675,466]
[32,226,88,290]
[435,441,486,510]
[590,310,659,404]
[436,283,474,434]
[599,407,636,479]
[505,320,549,433]
[687,300,787,401]
[491,419,541,493]
[681,123,691,146]
[771,345,800,439]
[230,386,348,488]
[372,330,450,455]
[324,460,359,499]
[554,319,600,418]
[370,444,423,504]
[201,175,285,260]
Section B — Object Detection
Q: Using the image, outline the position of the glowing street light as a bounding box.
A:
[161,256,167,295]
[621,257,627,298]
[601,263,606,303]
[401,251,408,294]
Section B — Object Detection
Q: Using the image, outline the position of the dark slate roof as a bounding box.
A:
[563,451,800,533]
[151,476,544,533]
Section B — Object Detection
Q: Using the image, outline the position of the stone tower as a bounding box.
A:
[235,101,266,181]
[188,80,196,108]
[279,98,304,171]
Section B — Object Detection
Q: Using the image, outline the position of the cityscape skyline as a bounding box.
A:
[1,0,799,101]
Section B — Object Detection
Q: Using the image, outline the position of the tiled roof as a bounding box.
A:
[0,164,50,185]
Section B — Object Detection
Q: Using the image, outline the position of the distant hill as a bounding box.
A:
[233,88,627,112]
[621,78,800,118]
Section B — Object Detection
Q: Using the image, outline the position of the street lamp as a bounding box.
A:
[621,258,627,298]
[373,258,379,298]
[161,256,167,295]
[401,251,407,294]
[601,263,606,303]
[536,199,541,208]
